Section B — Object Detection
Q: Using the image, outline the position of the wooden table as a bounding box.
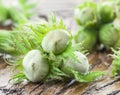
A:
[1,52,119,95]
[0,0,120,95]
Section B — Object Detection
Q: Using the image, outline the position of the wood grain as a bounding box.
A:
[0,51,119,95]
[0,0,120,95]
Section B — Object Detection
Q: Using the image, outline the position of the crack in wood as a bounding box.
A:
[37,84,53,95]
[80,83,97,95]
[55,79,76,95]
[90,59,102,70]
[17,83,30,95]
[80,77,120,95]
[29,82,43,94]
[97,77,120,90]
[107,89,120,95]
[0,88,23,95]
[0,82,29,95]
[37,80,63,95]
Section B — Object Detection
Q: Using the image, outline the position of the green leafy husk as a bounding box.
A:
[17,0,36,18]
[75,27,97,51]
[75,1,98,28]
[8,15,104,83]
[97,1,116,23]
[9,15,68,83]
[68,68,105,82]
[115,0,120,18]
[10,72,27,84]
[99,23,119,48]
[0,0,35,25]
[0,29,37,56]
[111,48,120,76]
[0,30,17,54]
[29,14,67,45]
[112,18,120,48]
[8,0,35,27]
[44,43,104,82]
[0,1,8,23]
[11,31,37,55]
[8,7,28,26]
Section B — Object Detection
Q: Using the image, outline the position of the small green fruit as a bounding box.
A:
[98,2,116,23]
[75,27,97,51]
[22,50,49,82]
[75,7,98,28]
[61,51,89,76]
[74,1,98,28]
[42,29,70,54]
[99,23,119,48]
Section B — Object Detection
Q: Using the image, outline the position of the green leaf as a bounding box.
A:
[77,0,96,10]
[10,72,27,84]
[69,68,105,82]
[44,60,68,81]
[29,14,67,45]
[56,41,87,64]
[75,1,98,28]
[8,0,36,26]
[0,30,16,54]
[9,15,93,83]
[111,48,120,76]
[8,7,28,25]
[0,1,8,23]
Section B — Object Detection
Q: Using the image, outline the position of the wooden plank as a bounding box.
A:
[0,51,119,95]
[0,0,120,95]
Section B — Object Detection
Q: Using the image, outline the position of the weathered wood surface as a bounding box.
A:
[1,0,120,95]
[1,51,119,95]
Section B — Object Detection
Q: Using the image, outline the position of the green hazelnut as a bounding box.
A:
[61,51,89,76]
[75,27,97,51]
[42,29,70,54]
[98,2,116,23]
[99,23,119,48]
[74,1,98,28]
[22,50,49,82]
